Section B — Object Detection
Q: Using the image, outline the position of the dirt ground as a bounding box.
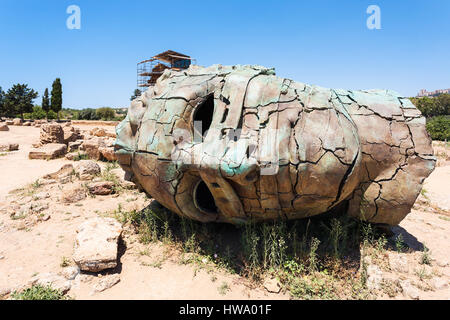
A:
[0,125,449,300]
[0,125,285,300]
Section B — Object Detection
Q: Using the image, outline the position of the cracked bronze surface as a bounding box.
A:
[115,65,436,225]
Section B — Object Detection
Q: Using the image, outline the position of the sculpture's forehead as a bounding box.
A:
[151,64,277,101]
[152,74,218,101]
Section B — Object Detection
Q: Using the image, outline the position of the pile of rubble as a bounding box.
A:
[0,160,142,297]
[0,143,18,152]
[1,160,135,227]
[28,122,117,161]
[0,118,45,128]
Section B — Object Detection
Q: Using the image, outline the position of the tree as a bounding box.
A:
[0,86,4,117]
[51,78,62,120]
[3,84,38,119]
[426,116,450,141]
[411,96,436,118]
[411,93,450,118]
[130,89,141,101]
[96,107,116,120]
[436,93,450,116]
[42,88,50,119]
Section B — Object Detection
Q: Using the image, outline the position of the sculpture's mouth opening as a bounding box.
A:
[193,180,218,215]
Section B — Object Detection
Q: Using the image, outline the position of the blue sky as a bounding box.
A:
[0,0,449,109]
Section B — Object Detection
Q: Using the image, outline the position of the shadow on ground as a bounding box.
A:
[391,225,424,252]
[126,200,397,278]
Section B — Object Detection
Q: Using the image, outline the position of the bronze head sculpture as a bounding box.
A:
[115,65,435,225]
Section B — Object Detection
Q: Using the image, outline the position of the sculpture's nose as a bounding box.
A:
[218,146,259,186]
[114,117,134,172]
[128,99,147,135]
[189,135,258,223]
[114,93,150,169]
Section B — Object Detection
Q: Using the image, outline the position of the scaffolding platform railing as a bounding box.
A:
[137,50,196,89]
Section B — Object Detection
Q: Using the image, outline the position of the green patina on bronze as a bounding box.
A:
[115,64,436,225]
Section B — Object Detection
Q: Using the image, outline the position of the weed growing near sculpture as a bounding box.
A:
[11,285,67,300]
[118,201,399,299]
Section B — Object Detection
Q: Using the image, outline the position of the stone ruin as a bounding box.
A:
[26,122,117,161]
[115,65,436,225]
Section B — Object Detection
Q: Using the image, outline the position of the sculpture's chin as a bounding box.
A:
[114,147,133,172]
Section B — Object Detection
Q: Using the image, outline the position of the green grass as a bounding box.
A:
[101,162,123,193]
[288,272,337,300]
[60,256,71,267]
[114,201,395,299]
[110,204,141,225]
[11,213,27,220]
[420,188,429,200]
[218,282,230,295]
[72,152,89,161]
[11,285,67,300]
[419,244,431,265]
[107,160,119,168]
[415,266,432,280]
[9,179,42,197]
[395,234,406,252]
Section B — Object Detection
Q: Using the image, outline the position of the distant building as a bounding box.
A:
[417,88,450,97]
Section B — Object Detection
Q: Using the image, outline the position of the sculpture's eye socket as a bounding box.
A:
[193,180,218,214]
[193,94,214,138]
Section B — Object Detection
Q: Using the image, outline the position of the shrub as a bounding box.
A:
[120,202,388,299]
[31,106,46,119]
[411,94,450,118]
[47,109,57,119]
[23,106,57,120]
[78,108,100,120]
[96,107,116,121]
[23,106,46,120]
[426,116,450,141]
[411,96,436,118]
[113,114,126,121]
[72,152,89,161]
[61,108,78,120]
[11,285,66,300]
